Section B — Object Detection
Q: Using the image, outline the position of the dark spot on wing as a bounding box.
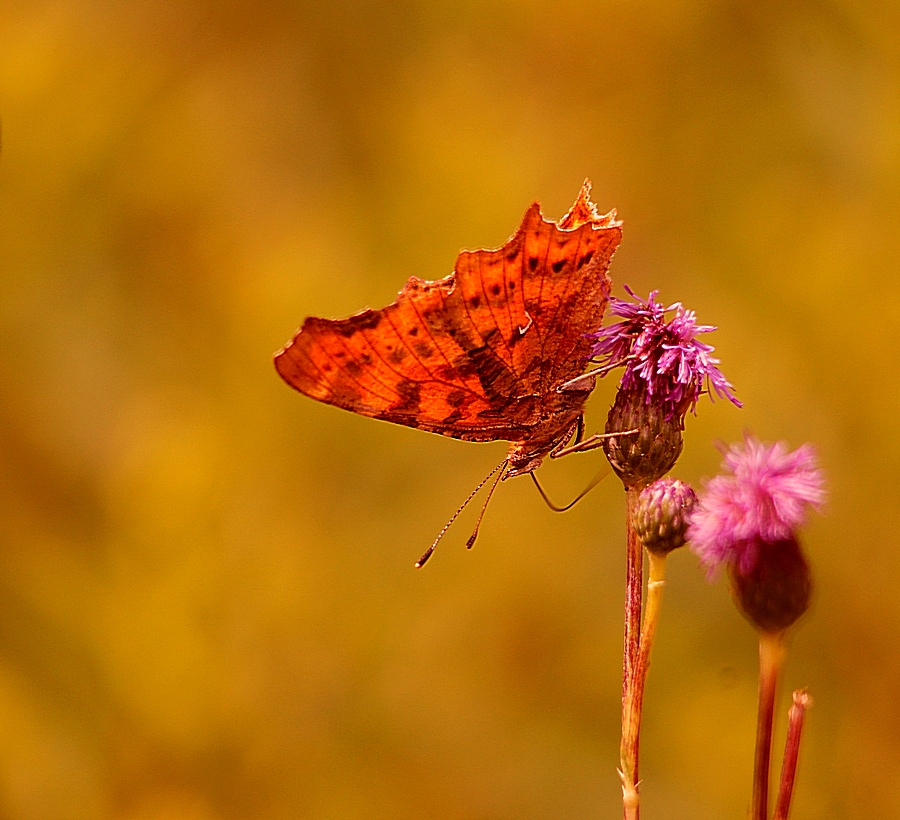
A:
[442,408,464,426]
[468,338,517,400]
[387,347,407,364]
[437,358,477,380]
[392,379,421,412]
[446,389,468,407]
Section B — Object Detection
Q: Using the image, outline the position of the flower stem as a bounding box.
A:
[620,488,644,819]
[639,550,667,656]
[621,545,669,820]
[753,631,786,820]
[773,690,812,820]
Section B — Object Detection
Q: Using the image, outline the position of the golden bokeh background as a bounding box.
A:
[2,2,898,818]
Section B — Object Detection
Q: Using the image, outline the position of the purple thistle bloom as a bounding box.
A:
[689,436,826,576]
[589,286,742,421]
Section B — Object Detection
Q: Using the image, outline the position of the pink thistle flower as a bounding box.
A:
[689,436,826,576]
[590,287,742,421]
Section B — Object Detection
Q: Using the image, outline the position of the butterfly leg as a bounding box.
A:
[572,413,585,445]
[551,427,639,460]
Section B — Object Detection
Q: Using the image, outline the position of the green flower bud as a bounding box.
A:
[634,478,697,555]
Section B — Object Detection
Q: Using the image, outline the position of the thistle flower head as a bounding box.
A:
[688,435,825,633]
[590,287,742,422]
[689,435,826,576]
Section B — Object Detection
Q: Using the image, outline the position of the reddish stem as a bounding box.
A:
[620,488,643,819]
[773,690,812,820]
[753,632,786,820]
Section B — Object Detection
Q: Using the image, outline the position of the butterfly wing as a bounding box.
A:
[274,181,622,444]
[274,272,528,441]
[443,184,621,404]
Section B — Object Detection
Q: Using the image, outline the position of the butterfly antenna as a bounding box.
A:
[529,469,607,512]
[415,459,508,568]
[464,460,508,550]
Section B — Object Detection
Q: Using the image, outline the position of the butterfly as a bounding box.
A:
[275,181,622,562]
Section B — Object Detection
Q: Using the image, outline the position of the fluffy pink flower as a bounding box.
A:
[689,436,825,575]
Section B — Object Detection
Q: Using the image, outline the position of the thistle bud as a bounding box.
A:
[729,537,812,634]
[634,477,697,555]
[603,385,684,489]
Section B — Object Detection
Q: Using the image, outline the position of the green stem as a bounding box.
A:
[754,631,786,820]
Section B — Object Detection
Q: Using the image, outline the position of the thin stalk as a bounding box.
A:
[754,631,786,820]
[773,690,812,820]
[621,548,668,820]
[620,488,643,820]
[637,550,667,677]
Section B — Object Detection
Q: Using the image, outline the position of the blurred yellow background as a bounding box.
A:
[1,1,897,818]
